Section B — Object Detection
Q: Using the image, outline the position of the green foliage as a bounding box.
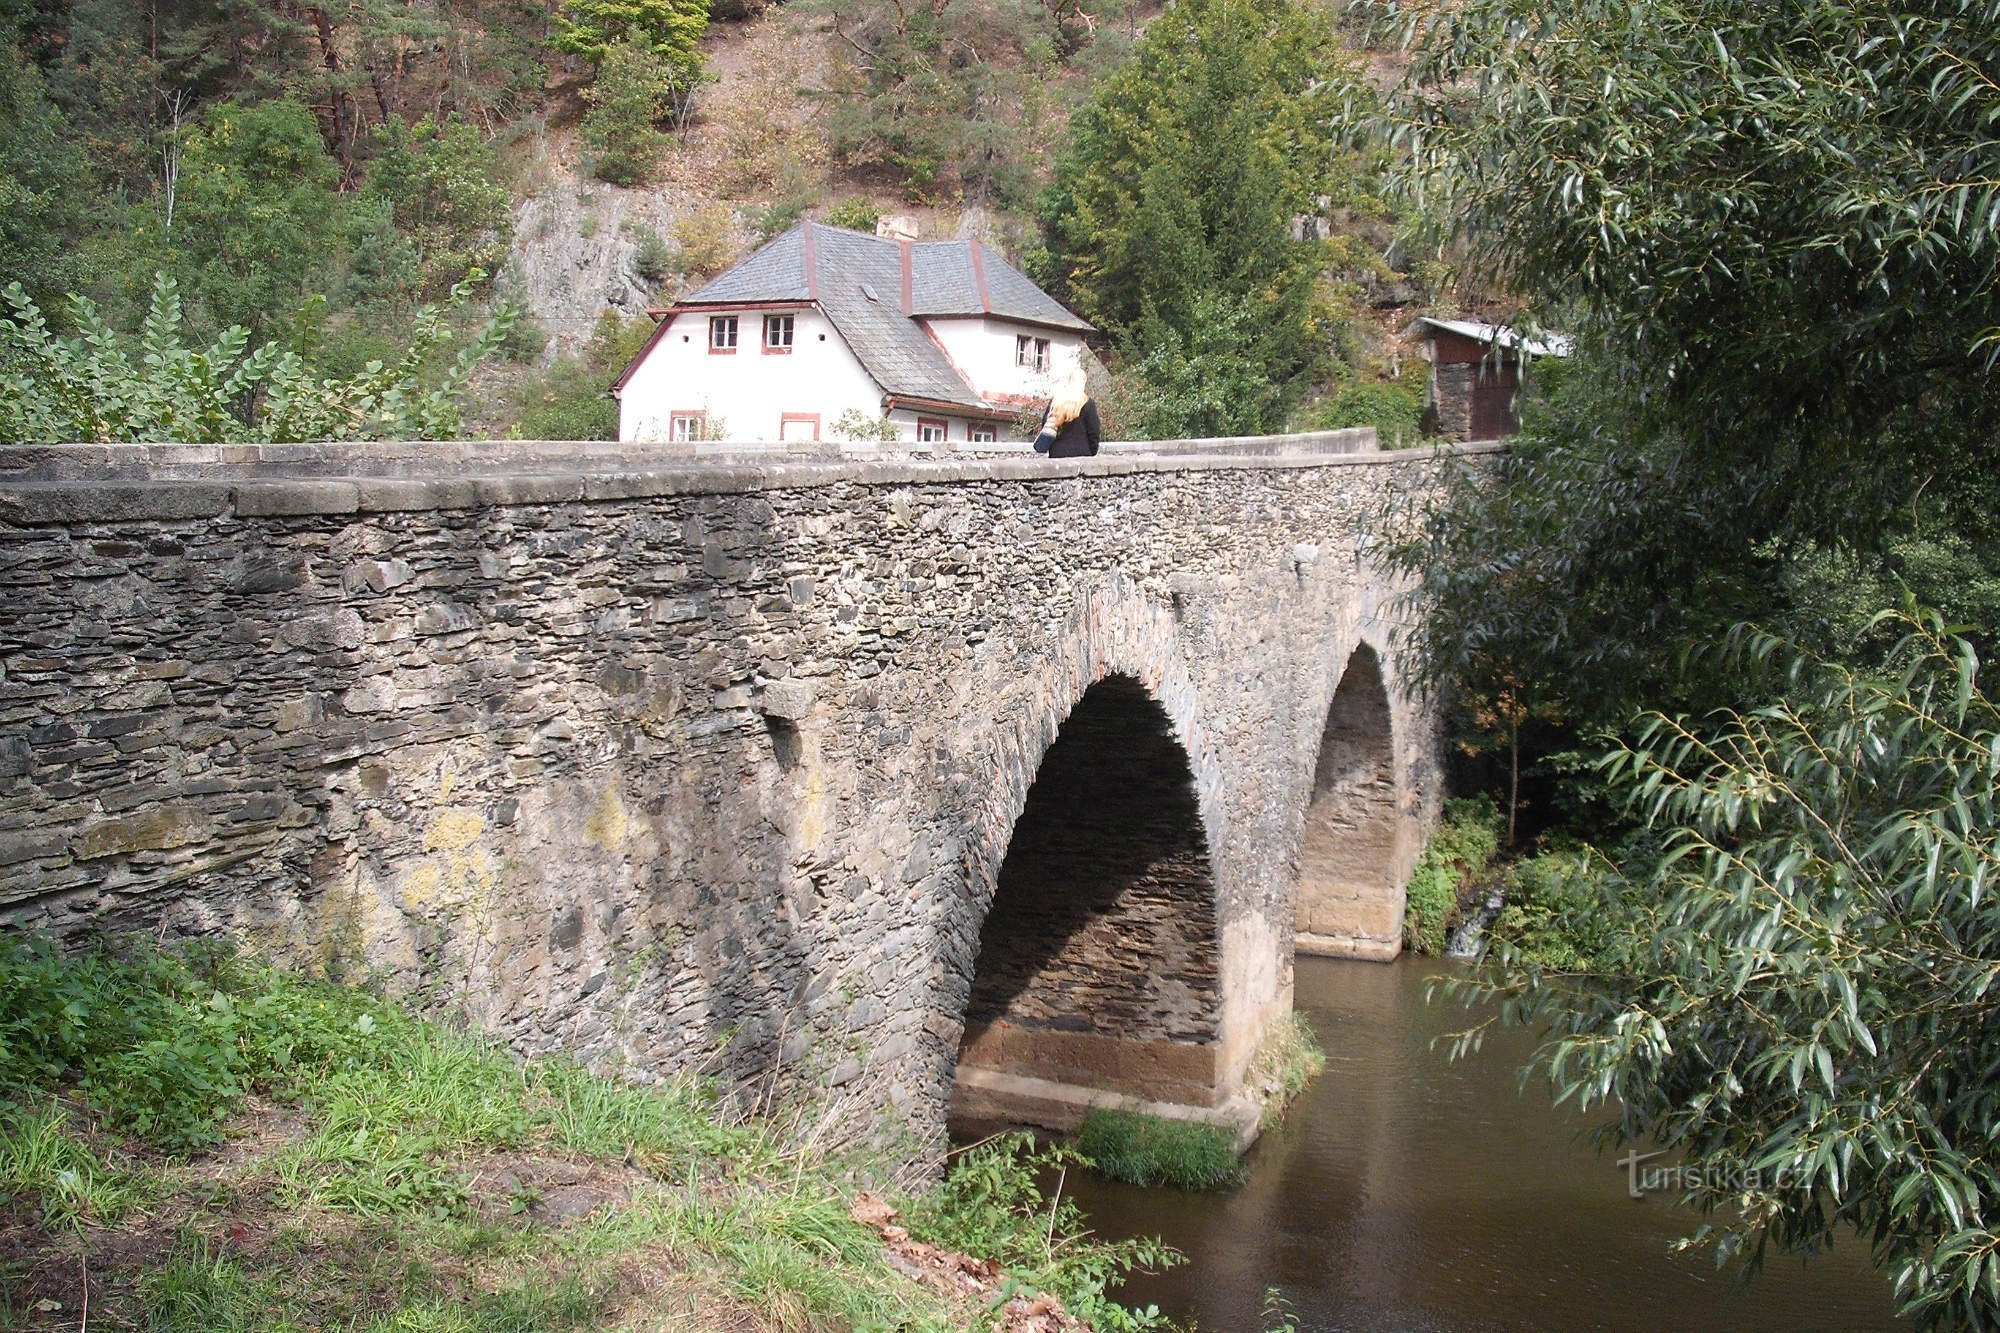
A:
[899,1132,1178,1330]
[1378,0,2000,736]
[554,0,708,78]
[1404,796,1502,956]
[0,272,514,443]
[1039,0,1374,433]
[507,311,650,441]
[156,98,345,337]
[1386,0,2000,533]
[828,408,900,443]
[1076,1110,1244,1191]
[0,40,90,306]
[823,198,884,233]
[1487,847,1616,973]
[1117,292,1291,439]
[580,36,682,186]
[0,934,407,1155]
[364,116,511,299]
[1248,1012,1326,1128]
[1453,612,2000,1325]
[816,0,1088,206]
[1314,378,1424,445]
[628,227,674,284]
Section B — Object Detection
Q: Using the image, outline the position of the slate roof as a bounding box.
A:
[668,222,1091,410]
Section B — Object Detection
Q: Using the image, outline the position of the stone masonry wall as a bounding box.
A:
[965,673,1219,1045]
[0,441,1491,1163]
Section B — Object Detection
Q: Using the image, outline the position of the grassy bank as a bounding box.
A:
[0,936,1174,1331]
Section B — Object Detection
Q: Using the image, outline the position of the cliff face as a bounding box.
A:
[498,169,698,359]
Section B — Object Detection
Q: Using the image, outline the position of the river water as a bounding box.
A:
[1068,955,1902,1331]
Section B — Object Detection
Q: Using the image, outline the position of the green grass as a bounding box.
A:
[1249,1013,1327,1129]
[1075,1109,1244,1191]
[0,933,1177,1331]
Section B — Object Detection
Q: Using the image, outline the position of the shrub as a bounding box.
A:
[1489,847,1616,971]
[823,199,884,233]
[629,227,674,283]
[899,1131,1179,1328]
[1313,378,1424,445]
[1075,1109,1242,1191]
[1403,795,1503,956]
[580,37,674,186]
[0,935,407,1155]
[672,205,739,278]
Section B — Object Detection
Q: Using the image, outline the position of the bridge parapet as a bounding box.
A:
[0,435,1497,1163]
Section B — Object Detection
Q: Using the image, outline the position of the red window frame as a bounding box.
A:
[708,316,738,354]
[968,425,997,443]
[1014,335,1050,371]
[669,411,706,442]
[779,412,820,442]
[915,417,949,444]
[762,313,795,354]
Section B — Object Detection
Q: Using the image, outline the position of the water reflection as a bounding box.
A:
[1068,955,1901,1331]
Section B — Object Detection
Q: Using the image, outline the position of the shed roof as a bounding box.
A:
[1403,316,1574,359]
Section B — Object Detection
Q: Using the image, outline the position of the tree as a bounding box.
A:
[1385,0,2000,551]
[364,115,511,297]
[1456,614,2000,1325]
[153,98,347,337]
[552,0,706,87]
[1376,2,2000,1317]
[0,272,514,443]
[1037,0,1369,433]
[578,36,676,185]
[0,40,90,307]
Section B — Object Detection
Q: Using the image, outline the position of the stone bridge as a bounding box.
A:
[0,432,1496,1158]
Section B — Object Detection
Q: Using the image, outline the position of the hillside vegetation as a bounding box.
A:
[0,0,1455,444]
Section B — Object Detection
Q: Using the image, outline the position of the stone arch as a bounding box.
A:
[1294,640,1408,960]
[941,580,1239,1133]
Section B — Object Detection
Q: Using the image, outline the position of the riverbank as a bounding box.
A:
[0,936,1168,1331]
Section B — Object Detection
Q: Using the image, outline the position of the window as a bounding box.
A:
[1014,335,1050,371]
[709,316,738,353]
[779,413,819,442]
[968,425,997,443]
[669,411,706,442]
[916,418,949,444]
[763,313,795,353]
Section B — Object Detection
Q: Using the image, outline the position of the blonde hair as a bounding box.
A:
[1045,365,1089,429]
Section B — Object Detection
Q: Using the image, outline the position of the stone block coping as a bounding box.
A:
[0,433,1507,525]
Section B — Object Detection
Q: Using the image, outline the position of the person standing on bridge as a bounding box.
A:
[1032,365,1101,458]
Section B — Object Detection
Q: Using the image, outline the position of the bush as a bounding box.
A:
[1489,847,1616,972]
[1313,378,1424,444]
[899,1132,1179,1328]
[0,935,407,1155]
[672,205,739,278]
[1403,795,1503,956]
[823,199,884,233]
[580,37,674,185]
[1075,1110,1242,1191]
[629,227,674,283]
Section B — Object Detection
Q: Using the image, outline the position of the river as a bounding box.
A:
[1067,955,1902,1331]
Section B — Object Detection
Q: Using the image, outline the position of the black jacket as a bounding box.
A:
[1038,400,1101,458]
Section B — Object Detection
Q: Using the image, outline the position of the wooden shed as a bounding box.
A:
[1403,317,1571,441]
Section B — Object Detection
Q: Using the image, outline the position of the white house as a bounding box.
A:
[612,222,1094,446]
